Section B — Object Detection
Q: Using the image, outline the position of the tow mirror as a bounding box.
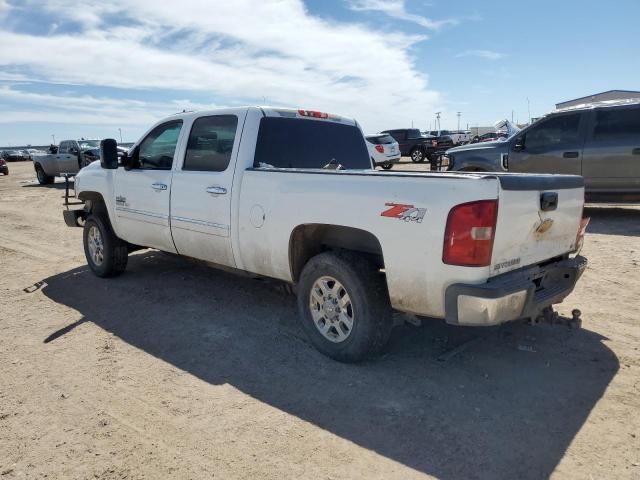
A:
[513,136,525,151]
[100,138,119,169]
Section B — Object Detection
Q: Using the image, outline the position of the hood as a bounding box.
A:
[447,139,511,154]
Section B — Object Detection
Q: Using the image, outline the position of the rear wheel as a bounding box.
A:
[83,214,128,277]
[35,164,54,185]
[410,147,425,163]
[381,163,393,170]
[297,251,393,362]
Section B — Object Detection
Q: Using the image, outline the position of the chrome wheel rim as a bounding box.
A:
[36,167,44,182]
[309,276,354,343]
[411,150,423,162]
[87,225,104,266]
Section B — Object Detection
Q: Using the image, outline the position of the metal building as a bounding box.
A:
[556,90,640,109]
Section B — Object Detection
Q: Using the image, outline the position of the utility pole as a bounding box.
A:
[456,112,462,132]
[51,134,55,145]
[435,112,441,133]
[118,128,123,143]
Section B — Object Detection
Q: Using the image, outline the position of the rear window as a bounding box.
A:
[366,134,394,145]
[253,117,370,169]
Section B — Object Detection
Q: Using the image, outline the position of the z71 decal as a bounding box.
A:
[381,203,427,223]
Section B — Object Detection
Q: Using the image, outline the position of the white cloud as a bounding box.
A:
[0,0,444,135]
[455,49,506,60]
[347,0,458,29]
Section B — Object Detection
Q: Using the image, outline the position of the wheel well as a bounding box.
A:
[78,191,107,213]
[289,224,384,283]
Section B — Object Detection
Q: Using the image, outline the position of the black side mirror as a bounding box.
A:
[513,136,525,151]
[100,138,119,169]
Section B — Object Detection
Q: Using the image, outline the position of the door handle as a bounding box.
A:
[151,183,168,191]
[632,148,640,155]
[206,186,227,195]
[563,151,579,159]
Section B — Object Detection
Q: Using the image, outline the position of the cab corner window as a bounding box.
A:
[137,120,183,170]
[183,115,238,172]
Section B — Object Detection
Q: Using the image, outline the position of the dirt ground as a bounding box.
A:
[1,160,639,479]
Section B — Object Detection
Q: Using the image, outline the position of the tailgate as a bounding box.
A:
[490,175,584,276]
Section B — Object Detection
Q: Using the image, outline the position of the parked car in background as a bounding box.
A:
[471,132,507,143]
[33,139,101,184]
[24,148,44,160]
[446,100,640,202]
[4,150,29,161]
[380,128,437,163]
[428,129,471,145]
[0,158,8,175]
[66,106,588,362]
[365,134,400,169]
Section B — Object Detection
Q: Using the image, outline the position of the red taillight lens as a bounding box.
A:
[298,109,328,119]
[443,200,498,267]
[374,145,384,153]
[431,139,438,146]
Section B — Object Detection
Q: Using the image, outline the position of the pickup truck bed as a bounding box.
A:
[66,106,587,361]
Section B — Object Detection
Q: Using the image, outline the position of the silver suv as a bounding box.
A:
[447,100,640,202]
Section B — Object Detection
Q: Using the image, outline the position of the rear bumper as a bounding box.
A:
[445,256,587,326]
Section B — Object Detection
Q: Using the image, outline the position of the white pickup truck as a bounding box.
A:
[64,107,588,362]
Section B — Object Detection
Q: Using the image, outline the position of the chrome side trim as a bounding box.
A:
[116,206,168,220]
[170,216,229,231]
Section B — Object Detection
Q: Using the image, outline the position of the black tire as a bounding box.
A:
[35,164,54,185]
[410,147,425,163]
[381,163,393,170]
[83,213,128,278]
[297,251,393,363]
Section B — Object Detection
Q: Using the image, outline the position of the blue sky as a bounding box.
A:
[0,0,638,145]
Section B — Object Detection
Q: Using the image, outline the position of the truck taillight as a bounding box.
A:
[431,139,438,146]
[374,145,384,153]
[443,200,498,267]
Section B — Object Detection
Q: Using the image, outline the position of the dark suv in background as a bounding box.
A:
[381,128,452,163]
[447,100,640,202]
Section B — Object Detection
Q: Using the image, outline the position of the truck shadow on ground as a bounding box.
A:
[584,206,640,237]
[41,252,618,480]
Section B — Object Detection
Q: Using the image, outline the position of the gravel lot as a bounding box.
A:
[1,160,639,479]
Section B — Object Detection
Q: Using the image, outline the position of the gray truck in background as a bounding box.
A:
[33,139,102,184]
[446,100,640,202]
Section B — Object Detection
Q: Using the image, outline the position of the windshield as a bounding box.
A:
[78,140,100,149]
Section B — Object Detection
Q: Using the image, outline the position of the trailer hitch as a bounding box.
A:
[530,307,582,329]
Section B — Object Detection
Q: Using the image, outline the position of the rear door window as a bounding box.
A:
[183,115,238,172]
[253,118,370,169]
[592,106,640,141]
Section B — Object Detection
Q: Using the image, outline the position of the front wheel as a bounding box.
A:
[297,252,393,362]
[410,148,425,163]
[83,214,128,277]
[35,164,54,185]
